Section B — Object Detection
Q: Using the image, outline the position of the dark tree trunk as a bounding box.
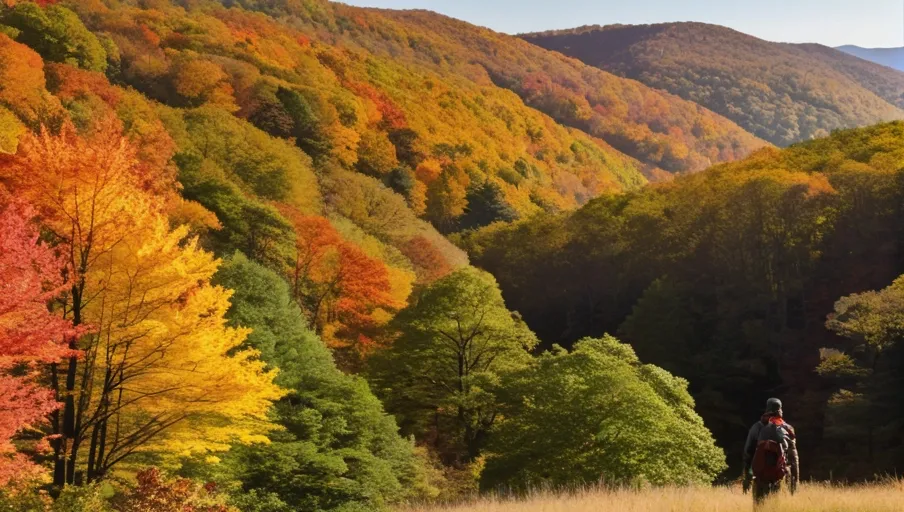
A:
[54,283,83,487]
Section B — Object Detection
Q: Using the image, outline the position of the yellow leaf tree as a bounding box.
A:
[79,217,282,481]
[0,118,282,487]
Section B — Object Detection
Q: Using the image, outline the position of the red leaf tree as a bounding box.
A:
[0,197,75,485]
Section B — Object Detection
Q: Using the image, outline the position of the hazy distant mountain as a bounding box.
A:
[523,23,904,146]
[837,45,904,72]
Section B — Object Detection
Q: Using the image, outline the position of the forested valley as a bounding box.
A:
[460,123,904,481]
[0,0,903,511]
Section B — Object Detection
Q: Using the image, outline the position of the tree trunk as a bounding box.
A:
[54,343,79,486]
[86,420,100,484]
[95,415,109,481]
[54,283,83,487]
[49,363,67,489]
[464,422,479,461]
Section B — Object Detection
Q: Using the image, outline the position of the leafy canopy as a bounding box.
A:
[369,267,537,462]
[1,119,282,484]
[482,336,727,490]
[0,2,107,72]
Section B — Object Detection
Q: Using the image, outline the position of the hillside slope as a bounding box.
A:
[837,44,904,72]
[0,1,764,364]
[524,23,904,146]
[0,1,770,232]
[311,6,767,176]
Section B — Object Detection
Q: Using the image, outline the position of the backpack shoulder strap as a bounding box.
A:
[783,422,796,439]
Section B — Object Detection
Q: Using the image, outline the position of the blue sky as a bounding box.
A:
[339,0,904,48]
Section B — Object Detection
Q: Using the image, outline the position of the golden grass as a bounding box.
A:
[403,482,904,512]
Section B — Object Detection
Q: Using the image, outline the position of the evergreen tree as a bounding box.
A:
[459,181,519,230]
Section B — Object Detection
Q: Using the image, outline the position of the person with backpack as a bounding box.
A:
[742,398,799,504]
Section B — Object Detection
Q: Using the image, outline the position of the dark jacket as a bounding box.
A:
[743,414,800,488]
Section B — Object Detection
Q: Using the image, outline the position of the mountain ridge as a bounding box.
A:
[837,44,904,72]
[523,22,904,146]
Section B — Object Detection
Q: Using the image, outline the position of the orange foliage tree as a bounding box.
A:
[0,119,145,485]
[345,80,407,130]
[400,235,453,285]
[171,58,237,111]
[43,64,177,188]
[280,208,403,353]
[0,33,58,125]
[426,163,470,233]
[111,467,230,512]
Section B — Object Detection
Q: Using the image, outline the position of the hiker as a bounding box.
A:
[742,398,799,503]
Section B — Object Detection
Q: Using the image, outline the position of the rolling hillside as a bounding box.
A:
[8,0,771,230]
[0,2,772,380]
[0,0,763,480]
[0,0,759,500]
[524,23,904,146]
[310,6,767,176]
[0,1,772,255]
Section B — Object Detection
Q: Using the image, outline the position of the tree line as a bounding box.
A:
[460,122,904,480]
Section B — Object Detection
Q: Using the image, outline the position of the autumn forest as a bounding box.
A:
[2,0,904,511]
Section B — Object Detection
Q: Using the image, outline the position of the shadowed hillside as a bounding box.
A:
[459,121,904,480]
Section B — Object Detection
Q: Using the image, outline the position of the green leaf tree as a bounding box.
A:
[211,254,435,512]
[459,181,519,231]
[368,267,537,463]
[481,336,727,491]
[276,87,333,163]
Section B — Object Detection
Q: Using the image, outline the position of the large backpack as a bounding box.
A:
[752,421,788,483]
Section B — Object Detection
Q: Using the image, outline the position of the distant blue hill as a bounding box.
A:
[837,45,904,72]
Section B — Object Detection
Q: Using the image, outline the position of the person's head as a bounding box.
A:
[766,397,783,417]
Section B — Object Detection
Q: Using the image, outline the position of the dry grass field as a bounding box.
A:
[403,482,904,512]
